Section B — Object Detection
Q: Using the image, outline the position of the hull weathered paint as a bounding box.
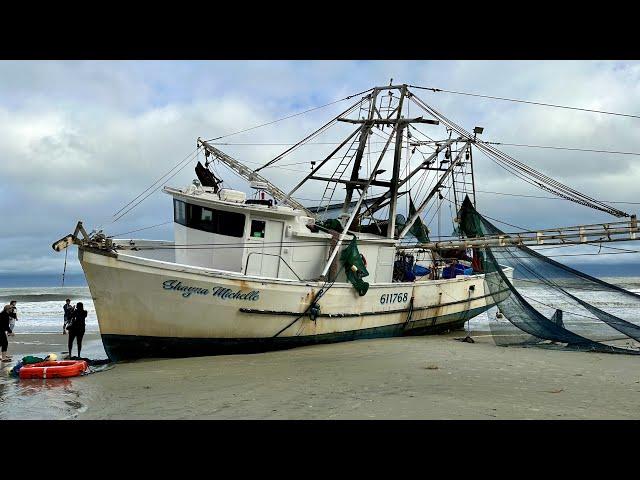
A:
[101,306,489,360]
[80,247,511,360]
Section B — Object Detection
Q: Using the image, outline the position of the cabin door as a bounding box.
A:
[245,218,284,278]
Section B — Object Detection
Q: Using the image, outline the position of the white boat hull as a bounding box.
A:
[79,247,512,360]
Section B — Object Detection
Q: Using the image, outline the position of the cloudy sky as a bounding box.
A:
[2,60,640,277]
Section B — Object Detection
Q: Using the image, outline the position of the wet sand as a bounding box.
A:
[2,332,639,419]
[1,332,103,358]
[0,332,105,419]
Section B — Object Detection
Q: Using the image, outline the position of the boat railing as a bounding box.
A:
[114,239,176,263]
[244,252,303,281]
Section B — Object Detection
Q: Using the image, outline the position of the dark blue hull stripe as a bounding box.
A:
[101,305,490,361]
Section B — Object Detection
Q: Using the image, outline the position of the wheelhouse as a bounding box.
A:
[163,185,397,282]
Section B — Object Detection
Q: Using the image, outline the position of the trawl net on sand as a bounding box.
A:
[459,196,640,355]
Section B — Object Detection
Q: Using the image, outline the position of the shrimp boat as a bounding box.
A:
[53,83,638,361]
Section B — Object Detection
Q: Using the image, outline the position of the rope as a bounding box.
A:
[61,248,68,287]
[402,295,415,330]
[272,266,344,337]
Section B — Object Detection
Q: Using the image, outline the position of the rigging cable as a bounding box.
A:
[112,147,199,219]
[117,238,640,258]
[408,85,640,120]
[483,142,640,157]
[408,93,630,217]
[205,87,374,142]
[255,95,368,172]
[110,89,374,228]
[112,148,200,223]
[109,221,174,238]
[475,189,640,205]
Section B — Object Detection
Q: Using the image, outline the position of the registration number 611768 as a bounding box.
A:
[380,292,409,304]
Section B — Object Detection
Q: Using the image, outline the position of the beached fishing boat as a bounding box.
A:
[53,83,640,360]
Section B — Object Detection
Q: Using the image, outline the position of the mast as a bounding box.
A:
[387,84,408,238]
[319,123,400,278]
[341,90,380,214]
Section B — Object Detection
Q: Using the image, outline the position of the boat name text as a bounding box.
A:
[162,280,260,301]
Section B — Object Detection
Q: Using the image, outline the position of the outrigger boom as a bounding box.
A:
[399,216,639,250]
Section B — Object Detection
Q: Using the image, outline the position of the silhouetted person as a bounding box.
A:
[63,298,74,335]
[7,300,17,336]
[67,302,87,358]
[0,304,13,361]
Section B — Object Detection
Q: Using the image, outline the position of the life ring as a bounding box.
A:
[19,360,88,379]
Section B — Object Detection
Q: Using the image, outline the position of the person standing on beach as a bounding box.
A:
[0,304,13,361]
[67,302,87,359]
[63,298,74,335]
[7,300,17,336]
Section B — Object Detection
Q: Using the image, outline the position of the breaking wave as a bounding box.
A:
[0,287,92,304]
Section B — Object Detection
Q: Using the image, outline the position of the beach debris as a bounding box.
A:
[9,361,23,378]
[454,336,475,343]
[82,364,115,375]
[22,355,45,364]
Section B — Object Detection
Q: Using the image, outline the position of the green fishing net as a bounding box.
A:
[341,236,370,296]
[459,196,640,355]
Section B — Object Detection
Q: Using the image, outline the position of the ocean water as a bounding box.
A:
[0,287,98,333]
[468,276,640,341]
[467,276,640,333]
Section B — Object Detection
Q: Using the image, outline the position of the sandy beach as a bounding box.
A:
[1,331,639,419]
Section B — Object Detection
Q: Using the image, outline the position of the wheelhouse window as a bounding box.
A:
[250,220,266,238]
[173,199,187,226]
[174,199,245,237]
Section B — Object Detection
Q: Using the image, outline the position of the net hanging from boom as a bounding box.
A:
[459,196,640,355]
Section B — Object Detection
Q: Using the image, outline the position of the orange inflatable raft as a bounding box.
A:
[19,360,88,379]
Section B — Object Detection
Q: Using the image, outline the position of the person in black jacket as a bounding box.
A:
[0,304,13,361]
[7,300,17,336]
[63,298,74,335]
[67,302,87,358]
